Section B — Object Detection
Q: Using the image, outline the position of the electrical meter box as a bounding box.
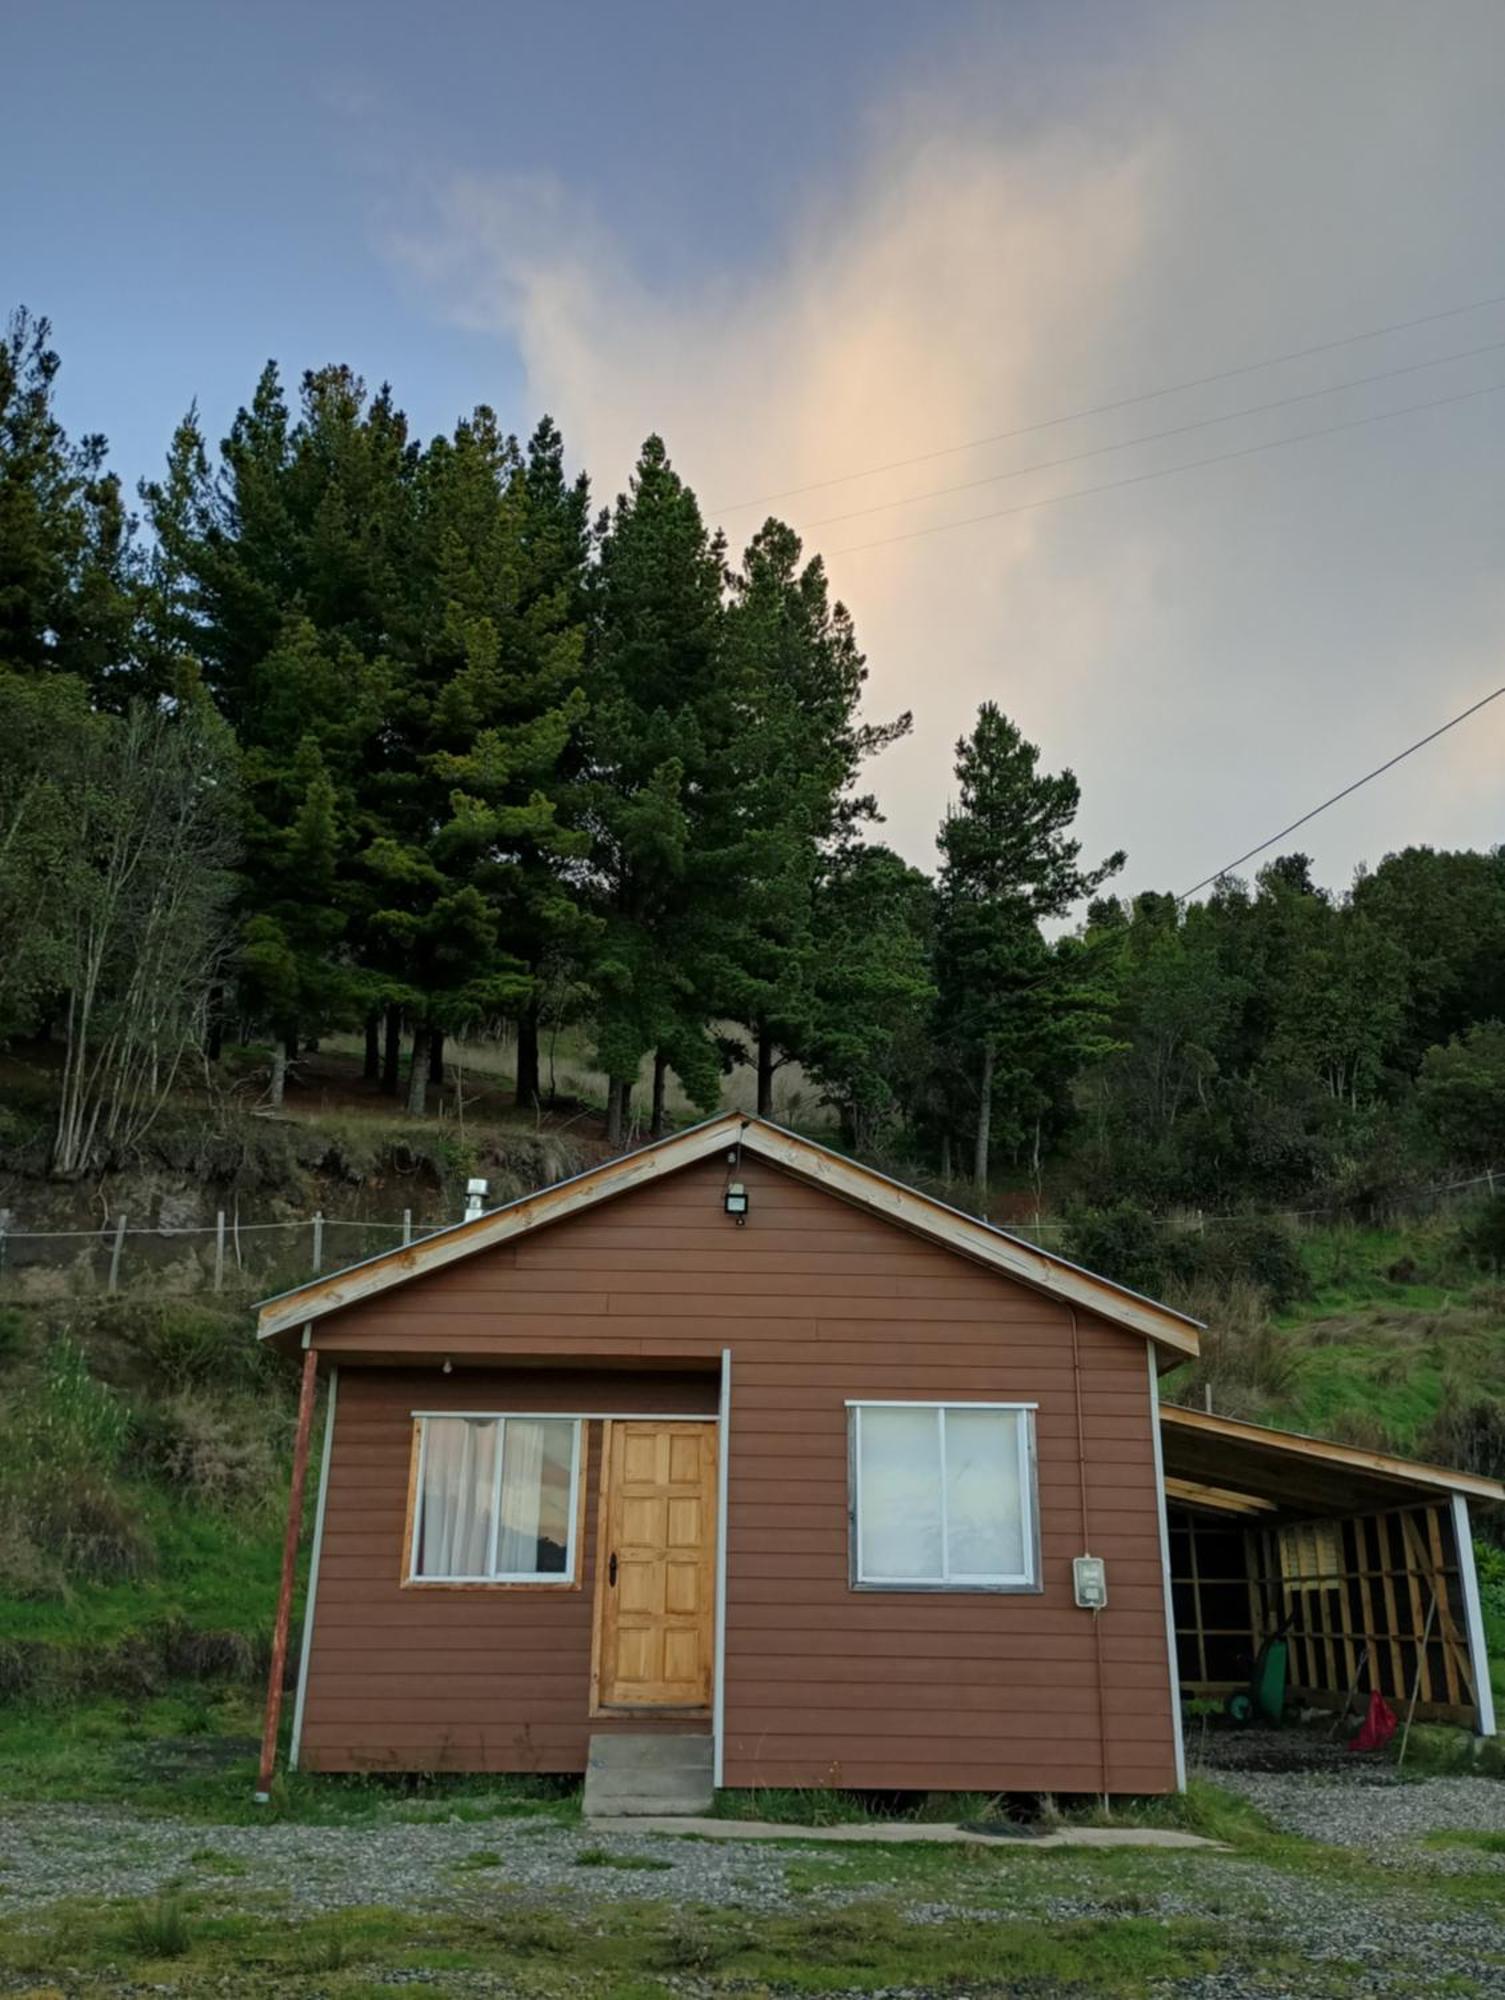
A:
[1073,1555,1108,1610]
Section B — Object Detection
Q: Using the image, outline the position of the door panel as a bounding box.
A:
[593,1421,717,1711]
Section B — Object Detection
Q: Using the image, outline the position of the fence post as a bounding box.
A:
[402,1208,412,1247]
[311,1211,324,1276]
[214,1210,226,1294]
[108,1213,128,1294]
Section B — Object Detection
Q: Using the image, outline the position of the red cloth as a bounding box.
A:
[1348,1690,1398,1752]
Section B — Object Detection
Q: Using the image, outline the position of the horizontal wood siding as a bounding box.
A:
[301,1156,1176,1793]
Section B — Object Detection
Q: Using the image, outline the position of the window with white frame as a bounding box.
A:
[849,1402,1038,1590]
[409,1416,581,1584]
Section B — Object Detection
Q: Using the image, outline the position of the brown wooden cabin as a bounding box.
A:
[255,1114,1501,1800]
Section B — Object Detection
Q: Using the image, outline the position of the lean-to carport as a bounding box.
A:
[1159,1407,1502,1734]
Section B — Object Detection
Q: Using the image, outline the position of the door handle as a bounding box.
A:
[608,1551,618,1587]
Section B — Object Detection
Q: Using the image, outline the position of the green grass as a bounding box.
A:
[709,1784,1010,1826]
[0,1687,582,1825]
[574,1846,674,1870]
[0,1488,286,1653]
[0,1889,1264,1997]
[1425,1828,1505,1856]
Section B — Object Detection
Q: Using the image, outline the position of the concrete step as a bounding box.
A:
[582,1731,714,1818]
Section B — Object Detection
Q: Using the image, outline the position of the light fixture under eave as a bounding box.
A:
[724,1181,749,1225]
[442,1357,453,1375]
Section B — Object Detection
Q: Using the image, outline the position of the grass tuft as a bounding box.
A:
[120,1893,193,1959]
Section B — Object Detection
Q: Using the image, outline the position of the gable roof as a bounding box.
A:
[256,1112,1202,1357]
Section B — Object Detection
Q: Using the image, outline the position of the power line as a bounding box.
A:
[709,286,1505,516]
[798,336,1505,533]
[1177,684,1505,902]
[826,374,1505,557]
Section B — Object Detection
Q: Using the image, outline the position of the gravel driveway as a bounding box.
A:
[0,1777,1501,1998]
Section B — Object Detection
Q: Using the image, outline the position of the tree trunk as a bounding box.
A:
[650,1050,669,1137]
[606,1076,632,1148]
[268,1043,287,1110]
[939,1128,953,1182]
[428,1026,445,1086]
[973,1039,996,1193]
[382,1003,402,1096]
[363,1013,380,1082]
[515,1003,540,1110]
[206,986,225,1064]
[756,1026,776,1119]
[405,1023,428,1117]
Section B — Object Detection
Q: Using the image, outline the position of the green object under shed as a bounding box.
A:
[1227,1634,1290,1727]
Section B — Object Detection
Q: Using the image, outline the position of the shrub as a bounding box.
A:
[1460,1195,1505,1276]
[1421,1387,1505,1484]
[0,1306,25,1369]
[1167,1280,1298,1419]
[0,1335,152,1595]
[1194,1215,1307,1310]
[1063,1201,1169,1297]
[131,1390,278,1511]
[1065,1203,1307,1310]
[138,1302,267,1393]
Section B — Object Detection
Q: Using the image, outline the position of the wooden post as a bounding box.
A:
[1397,1592,1439,1768]
[214,1210,226,1294]
[256,1341,319,1801]
[402,1208,412,1248]
[311,1211,323,1276]
[107,1213,127,1294]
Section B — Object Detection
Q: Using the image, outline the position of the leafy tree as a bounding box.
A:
[933,704,1122,1187]
[1418,1022,1505,1169]
[1354,847,1505,1065]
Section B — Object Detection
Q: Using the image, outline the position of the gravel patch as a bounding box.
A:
[0,1805,798,1917]
[1219,1766,1505,1872]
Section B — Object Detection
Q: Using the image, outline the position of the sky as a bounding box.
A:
[6,0,1503,906]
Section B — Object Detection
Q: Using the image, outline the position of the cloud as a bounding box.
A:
[388,0,1505,902]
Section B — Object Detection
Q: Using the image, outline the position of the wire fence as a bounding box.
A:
[0,1165,1497,1302]
[0,1206,456,1303]
[1001,1167,1504,1239]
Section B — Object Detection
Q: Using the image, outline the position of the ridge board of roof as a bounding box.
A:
[1160,1403,1505,1503]
[255,1113,1200,1356]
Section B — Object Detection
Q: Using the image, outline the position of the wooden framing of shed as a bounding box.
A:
[1160,1407,1502,1733]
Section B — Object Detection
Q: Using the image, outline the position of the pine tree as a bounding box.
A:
[934,704,1123,1189]
[718,520,909,1115]
[0,308,144,703]
[584,437,729,1144]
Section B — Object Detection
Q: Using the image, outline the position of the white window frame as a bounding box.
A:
[408,1414,583,1586]
[846,1400,1041,1593]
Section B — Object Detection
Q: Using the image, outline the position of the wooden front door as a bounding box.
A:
[592,1421,717,1712]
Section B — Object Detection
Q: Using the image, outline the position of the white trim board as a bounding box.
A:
[1147,1349,1187,1793]
[289,1364,338,1772]
[713,1348,731,1790]
[1452,1493,1497,1738]
[257,1113,1201,1358]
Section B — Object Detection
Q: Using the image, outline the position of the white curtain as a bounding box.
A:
[945,1408,1025,1579]
[858,1406,943,1581]
[417,1418,498,1577]
[495,1418,547,1574]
